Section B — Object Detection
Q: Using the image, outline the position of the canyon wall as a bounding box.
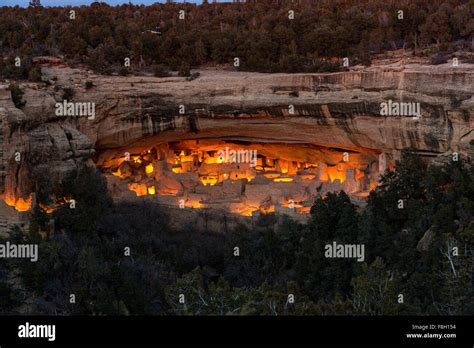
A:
[0,62,473,224]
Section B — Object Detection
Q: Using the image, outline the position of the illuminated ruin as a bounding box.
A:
[98,140,384,217]
[0,139,386,216]
[4,195,33,212]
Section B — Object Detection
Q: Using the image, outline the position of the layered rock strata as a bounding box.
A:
[0,62,472,222]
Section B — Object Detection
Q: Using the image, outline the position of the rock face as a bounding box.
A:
[0,62,473,221]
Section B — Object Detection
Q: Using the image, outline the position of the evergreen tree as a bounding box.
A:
[29,0,42,7]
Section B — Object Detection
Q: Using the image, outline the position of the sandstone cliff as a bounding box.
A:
[0,62,472,223]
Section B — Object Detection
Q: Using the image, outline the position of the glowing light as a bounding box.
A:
[172,166,185,174]
[355,169,365,181]
[327,166,346,183]
[185,199,202,209]
[263,173,280,179]
[39,203,56,214]
[274,177,294,183]
[145,163,154,174]
[200,176,218,186]
[128,183,147,196]
[352,191,370,197]
[229,205,256,216]
[204,156,224,164]
[115,144,375,218]
[297,207,311,214]
[4,195,32,212]
[369,180,376,190]
[279,160,289,174]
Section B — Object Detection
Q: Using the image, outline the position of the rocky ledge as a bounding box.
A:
[0,61,472,223]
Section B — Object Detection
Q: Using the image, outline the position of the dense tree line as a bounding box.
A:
[0,151,472,315]
[0,0,473,78]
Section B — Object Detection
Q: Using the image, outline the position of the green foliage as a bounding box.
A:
[8,83,26,108]
[11,152,474,315]
[27,65,43,82]
[0,1,469,74]
[178,63,191,77]
[153,64,171,77]
[289,90,299,97]
[350,257,400,315]
[119,67,130,76]
[53,166,111,237]
[296,191,360,300]
[62,87,75,101]
[186,72,200,81]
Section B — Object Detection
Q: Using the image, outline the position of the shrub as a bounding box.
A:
[119,67,130,76]
[307,60,341,73]
[153,64,171,77]
[431,52,449,65]
[8,83,26,108]
[178,63,191,77]
[62,87,74,101]
[185,72,200,81]
[28,65,43,82]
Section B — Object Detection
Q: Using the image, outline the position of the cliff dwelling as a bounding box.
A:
[0,62,472,224]
[96,139,386,218]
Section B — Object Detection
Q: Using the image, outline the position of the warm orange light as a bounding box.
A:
[200,176,218,186]
[39,203,56,214]
[128,183,147,196]
[297,207,311,214]
[300,174,316,180]
[185,199,202,209]
[327,166,346,183]
[204,155,224,164]
[274,177,294,183]
[369,180,376,190]
[355,169,365,181]
[232,207,254,216]
[352,191,370,197]
[4,195,32,212]
[145,163,154,174]
[279,160,289,174]
[114,145,376,218]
